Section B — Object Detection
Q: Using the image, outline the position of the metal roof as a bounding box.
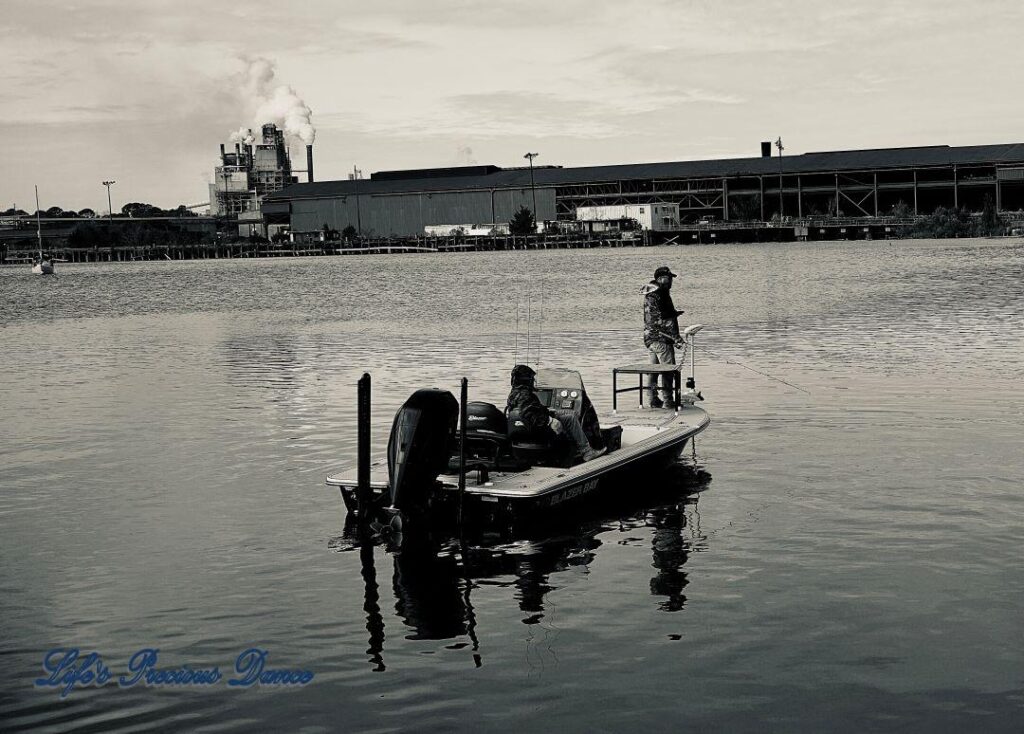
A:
[264,142,1024,201]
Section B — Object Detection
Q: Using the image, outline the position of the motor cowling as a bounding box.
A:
[464,401,507,440]
[387,389,459,513]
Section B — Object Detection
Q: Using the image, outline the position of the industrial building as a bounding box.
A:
[575,203,680,232]
[210,124,315,233]
[260,142,1024,237]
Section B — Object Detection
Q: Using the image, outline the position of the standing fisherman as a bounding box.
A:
[641,266,684,407]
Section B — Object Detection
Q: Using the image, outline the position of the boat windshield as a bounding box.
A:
[534,368,584,391]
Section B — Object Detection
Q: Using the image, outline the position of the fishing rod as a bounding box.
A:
[657,329,810,395]
[514,295,520,365]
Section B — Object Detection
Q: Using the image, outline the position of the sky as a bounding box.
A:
[2,0,1022,212]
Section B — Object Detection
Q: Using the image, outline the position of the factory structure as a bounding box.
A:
[210,123,314,234]
[259,141,1024,238]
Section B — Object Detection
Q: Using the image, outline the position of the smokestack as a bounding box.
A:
[306,145,314,183]
[761,141,772,158]
[247,144,254,166]
[220,143,226,163]
[235,143,241,162]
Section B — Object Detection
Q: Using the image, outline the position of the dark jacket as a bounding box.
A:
[642,282,681,347]
[506,384,550,433]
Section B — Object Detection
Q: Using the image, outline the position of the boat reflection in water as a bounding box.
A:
[335,462,711,671]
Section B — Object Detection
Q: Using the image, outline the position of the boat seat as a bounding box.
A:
[514,426,621,468]
[446,443,532,478]
[508,427,578,468]
[446,402,531,477]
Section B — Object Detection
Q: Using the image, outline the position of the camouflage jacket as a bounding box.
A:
[505,385,550,433]
[642,282,681,347]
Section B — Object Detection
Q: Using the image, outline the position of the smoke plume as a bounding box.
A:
[230,57,316,145]
[229,126,256,144]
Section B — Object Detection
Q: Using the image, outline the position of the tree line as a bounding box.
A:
[2,202,200,218]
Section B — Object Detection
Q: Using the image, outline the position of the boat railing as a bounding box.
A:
[612,324,705,411]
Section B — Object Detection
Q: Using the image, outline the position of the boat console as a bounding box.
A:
[508,368,620,467]
[445,368,621,474]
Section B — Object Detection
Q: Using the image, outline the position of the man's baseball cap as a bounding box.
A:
[654,266,677,279]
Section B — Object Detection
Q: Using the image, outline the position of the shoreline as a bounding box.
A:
[2,233,1019,269]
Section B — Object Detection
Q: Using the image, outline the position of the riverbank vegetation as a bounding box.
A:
[67,221,210,249]
[908,196,1007,238]
[2,202,199,219]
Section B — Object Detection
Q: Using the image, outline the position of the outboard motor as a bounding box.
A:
[387,389,459,514]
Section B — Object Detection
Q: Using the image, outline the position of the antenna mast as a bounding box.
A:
[513,296,520,365]
[525,294,532,366]
[34,185,42,258]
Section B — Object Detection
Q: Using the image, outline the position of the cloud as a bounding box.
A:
[3,0,1023,210]
[319,83,743,143]
[325,28,432,53]
[340,0,599,28]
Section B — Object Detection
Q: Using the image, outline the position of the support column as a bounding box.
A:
[996,177,1002,212]
[759,176,765,220]
[953,165,959,209]
[834,173,840,216]
[722,177,729,221]
[873,172,879,216]
[913,170,919,215]
[797,175,803,218]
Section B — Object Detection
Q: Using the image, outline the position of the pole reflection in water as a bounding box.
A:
[341,462,711,670]
[459,539,483,668]
[357,529,386,672]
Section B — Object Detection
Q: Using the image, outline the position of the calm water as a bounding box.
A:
[1,240,1022,732]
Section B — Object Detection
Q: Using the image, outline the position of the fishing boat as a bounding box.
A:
[327,325,710,528]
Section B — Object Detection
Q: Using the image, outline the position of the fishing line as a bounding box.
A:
[697,345,811,395]
[536,290,543,366]
[653,327,809,394]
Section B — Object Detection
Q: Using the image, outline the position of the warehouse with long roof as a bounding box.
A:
[260,142,1024,237]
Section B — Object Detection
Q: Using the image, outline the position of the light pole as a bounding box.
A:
[524,152,539,231]
[774,137,784,219]
[102,180,116,219]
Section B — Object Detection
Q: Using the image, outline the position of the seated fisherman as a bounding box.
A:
[506,364,606,462]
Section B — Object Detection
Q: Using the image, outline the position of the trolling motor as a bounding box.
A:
[678,324,705,402]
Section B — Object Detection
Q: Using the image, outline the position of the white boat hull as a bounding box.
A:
[327,403,710,515]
